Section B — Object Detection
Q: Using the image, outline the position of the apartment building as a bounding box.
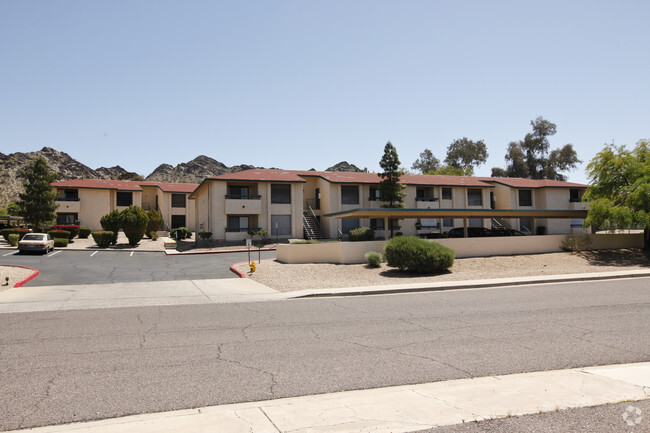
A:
[51,179,198,231]
[191,169,588,241]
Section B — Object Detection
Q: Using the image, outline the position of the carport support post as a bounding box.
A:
[463,217,469,238]
[532,217,536,235]
[384,216,389,239]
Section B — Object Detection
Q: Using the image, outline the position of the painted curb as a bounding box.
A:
[167,248,276,256]
[1,264,40,288]
[230,261,248,278]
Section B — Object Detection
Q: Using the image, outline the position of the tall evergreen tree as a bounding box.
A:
[17,157,58,231]
[378,141,405,238]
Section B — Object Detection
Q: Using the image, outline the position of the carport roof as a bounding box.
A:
[324,208,589,219]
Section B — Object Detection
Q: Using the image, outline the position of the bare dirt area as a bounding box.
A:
[0,265,36,290]
[235,249,650,292]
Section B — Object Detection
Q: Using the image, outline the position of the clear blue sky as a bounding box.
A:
[2,1,648,184]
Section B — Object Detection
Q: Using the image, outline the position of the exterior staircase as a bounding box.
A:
[303,211,324,240]
[491,218,512,231]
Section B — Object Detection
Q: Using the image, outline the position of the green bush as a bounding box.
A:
[365,251,383,268]
[170,227,192,240]
[150,231,159,241]
[384,236,455,273]
[78,227,92,239]
[8,233,19,247]
[100,210,121,245]
[1,228,30,242]
[560,233,592,252]
[198,232,212,240]
[53,238,69,248]
[120,206,149,246]
[48,229,70,240]
[146,209,163,238]
[92,231,114,248]
[349,227,375,242]
[51,224,80,240]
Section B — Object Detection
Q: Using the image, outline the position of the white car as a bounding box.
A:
[18,233,55,254]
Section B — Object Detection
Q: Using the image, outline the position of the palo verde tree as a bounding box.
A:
[17,157,58,231]
[379,141,406,238]
[584,139,650,249]
[491,117,581,180]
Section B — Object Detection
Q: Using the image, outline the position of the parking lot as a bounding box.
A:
[1,250,276,286]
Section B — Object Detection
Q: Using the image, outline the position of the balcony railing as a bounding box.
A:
[56,197,80,202]
[225,194,261,200]
[368,196,382,201]
[416,197,438,202]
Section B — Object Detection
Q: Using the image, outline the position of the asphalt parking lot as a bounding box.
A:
[0,249,276,286]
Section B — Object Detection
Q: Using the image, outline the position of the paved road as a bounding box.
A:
[1,277,649,430]
[0,250,275,285]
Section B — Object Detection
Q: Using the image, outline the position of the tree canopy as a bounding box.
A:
[378,141,405,209]
[17,157,58,231]
[584,139,650,248]
[491,117,581,180]
[412,138,487,176]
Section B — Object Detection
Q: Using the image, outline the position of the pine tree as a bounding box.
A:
[378,141,405,238]
[17,157,58,231]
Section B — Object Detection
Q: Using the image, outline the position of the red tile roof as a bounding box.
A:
[51,179,198,193]
[477,177,588,189]
[207,169,307,183]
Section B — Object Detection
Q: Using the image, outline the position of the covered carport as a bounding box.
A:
[323,208,589,238]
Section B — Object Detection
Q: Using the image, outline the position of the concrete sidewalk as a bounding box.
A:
[1,270,649,313]
[12,362,650,433]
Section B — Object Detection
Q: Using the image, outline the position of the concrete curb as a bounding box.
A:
[288,270,650,299]
[230,261,248,278]
[166,247,276,256]
[1,264,40,287]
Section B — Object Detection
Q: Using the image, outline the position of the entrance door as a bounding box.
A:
[315,188,320,210]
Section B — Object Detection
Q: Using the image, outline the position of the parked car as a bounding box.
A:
[18,233,54,254]
[418,232,446,239]
[491,228,526,236]
[446,227,494,238]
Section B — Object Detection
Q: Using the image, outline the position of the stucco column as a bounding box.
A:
[384,216,389,239]
[463,217,468,238]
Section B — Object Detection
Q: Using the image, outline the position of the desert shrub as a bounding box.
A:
[8,233,19,246]
[53,238,69,248]
[120,206,149,246]
[365,251,383,268]
[560,233,592,252]
[146,209,163,238]
[349,227,375,242]
[92,231,114,248]
[198,232,212,240]
[100,210,121,245]
[384,236,455,273]
[48,229,70,240]
[1,228,30,242]
[51,224,80,240]
[150,232,159,241]
[78,227,92,238]
[170,227,192,240]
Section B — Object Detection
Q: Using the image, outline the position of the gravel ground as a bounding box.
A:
[0,265,36,290]
[235,249,650,292]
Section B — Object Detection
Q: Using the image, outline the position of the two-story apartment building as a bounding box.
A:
[190,169,588,241]
[51,179,198,231]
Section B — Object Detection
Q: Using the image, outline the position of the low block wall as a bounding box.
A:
[276,234,644,264]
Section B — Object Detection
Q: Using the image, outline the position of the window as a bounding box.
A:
[518,189,532,207]
[271,215,291,235]
[467,189,483,206]
[341,185,359,205]
[571,218,584,228]
[443,218,453,227]
[369,187,381,201]
[341,218,359,234]
[57,213,78,225]
[227,216,249,232]
[171,215,186,229]
[570,189,582,203]
[271,184,291,204]
[63,189,78,200]
[116,191,133,207]
[469,218,483,227]
[370,218,384,230]
[171,194,186,208]
[420,218,438,228]
[442,188,452,200]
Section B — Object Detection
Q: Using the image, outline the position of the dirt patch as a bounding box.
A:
[235,249,650,292]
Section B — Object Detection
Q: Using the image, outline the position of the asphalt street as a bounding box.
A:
[1,277,649,430]
[0,250,275,285]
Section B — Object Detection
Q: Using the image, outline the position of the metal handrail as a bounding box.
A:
[337,228,343,241]
[225,194,261,200]
[307,204,321,232]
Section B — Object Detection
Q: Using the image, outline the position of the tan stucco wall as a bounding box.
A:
[277,234,643,264]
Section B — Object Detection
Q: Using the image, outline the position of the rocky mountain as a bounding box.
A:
[326,161,365,172]
[145,155,262,183]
